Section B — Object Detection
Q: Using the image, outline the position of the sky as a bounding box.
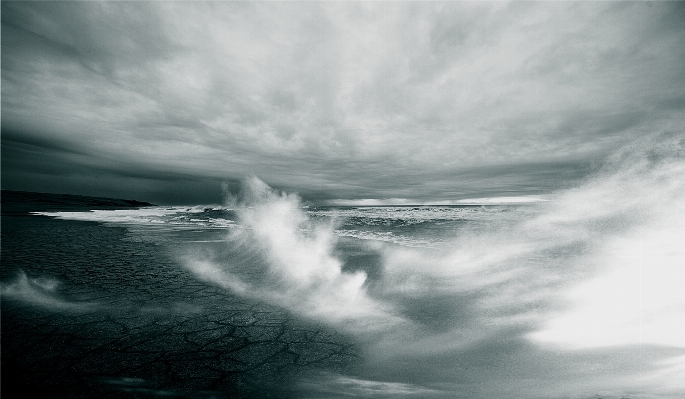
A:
[2,1,684,205]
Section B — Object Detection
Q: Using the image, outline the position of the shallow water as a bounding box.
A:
[1,214,359,398]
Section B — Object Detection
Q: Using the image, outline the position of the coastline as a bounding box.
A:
[1,190,154,216]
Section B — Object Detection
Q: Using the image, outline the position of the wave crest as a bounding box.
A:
[183,176,404,333]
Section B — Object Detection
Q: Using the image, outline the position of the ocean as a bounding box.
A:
[2,135,685,399]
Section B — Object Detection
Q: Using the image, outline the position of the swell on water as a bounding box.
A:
[180,132,685,398]
[14,132,682,398]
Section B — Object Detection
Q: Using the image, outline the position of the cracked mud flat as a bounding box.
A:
[1,215,360,398]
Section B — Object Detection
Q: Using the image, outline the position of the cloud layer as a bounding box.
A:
[2,2,684,203]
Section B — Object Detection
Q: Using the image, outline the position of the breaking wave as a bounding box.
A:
[182,176,406,335]
[32,206,237,229]
[182,133,685,398]
[23,132,685,398]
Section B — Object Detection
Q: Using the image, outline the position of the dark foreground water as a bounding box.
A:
[1,214,359,398]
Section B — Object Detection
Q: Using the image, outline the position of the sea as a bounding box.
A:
[2,135,685,399]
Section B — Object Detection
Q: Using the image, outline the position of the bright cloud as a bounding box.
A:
[2,2,684,203]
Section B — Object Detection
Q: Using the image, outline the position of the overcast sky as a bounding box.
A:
[2,1,684,204]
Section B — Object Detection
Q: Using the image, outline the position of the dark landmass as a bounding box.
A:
[1,190,154,215]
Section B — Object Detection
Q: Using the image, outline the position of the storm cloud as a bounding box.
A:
[2,1,684,203]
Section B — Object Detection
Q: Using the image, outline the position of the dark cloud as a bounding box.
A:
[2,1,684,203]
[1,127,229,204]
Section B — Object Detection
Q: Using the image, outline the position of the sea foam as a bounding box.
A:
[24,133,685,398]
[0,271,97,312]
[182,176,406,335]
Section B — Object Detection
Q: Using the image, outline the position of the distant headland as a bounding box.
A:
[1,190,154,215]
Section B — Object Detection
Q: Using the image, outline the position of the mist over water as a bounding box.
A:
[182,176,405,335]
[16,133,685,398]
[187,134,684,398]
[0,271,98,312]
